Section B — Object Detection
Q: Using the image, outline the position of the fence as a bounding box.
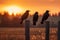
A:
[25,20,60,40]
[0,20,60,40]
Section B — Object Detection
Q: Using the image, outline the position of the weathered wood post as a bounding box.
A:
[45,21,50,40]
[25,20,30,40]
[58,21,60,40]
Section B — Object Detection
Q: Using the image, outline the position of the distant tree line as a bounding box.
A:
[0,10,60,27]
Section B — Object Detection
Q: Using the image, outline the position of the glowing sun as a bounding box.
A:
[4,6,22,15]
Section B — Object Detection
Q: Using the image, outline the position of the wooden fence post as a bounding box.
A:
[58,21,60,40]
[25,20,30,40]
[45,21,50,40]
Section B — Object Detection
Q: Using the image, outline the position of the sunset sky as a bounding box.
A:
[0,0,60,15]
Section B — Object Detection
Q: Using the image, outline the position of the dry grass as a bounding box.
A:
[0,28,57,40]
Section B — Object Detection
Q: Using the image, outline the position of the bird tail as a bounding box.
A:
[41,21,44,24]
[33,22,36,25]
[20,20,23,24]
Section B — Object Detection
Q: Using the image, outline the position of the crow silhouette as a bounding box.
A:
[41,10,49,24]
[33,12,39,25]
[20,10,30,24]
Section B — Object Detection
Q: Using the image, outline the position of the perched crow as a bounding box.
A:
[41,10,50,24]
[33,12,39,25]
[20,10,30,24]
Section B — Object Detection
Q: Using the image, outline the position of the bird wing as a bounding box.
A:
[21,13,29,20]
[33,15,38,21]
[42,13,49,22]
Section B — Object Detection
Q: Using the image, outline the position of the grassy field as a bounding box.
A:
[0,28,57,40]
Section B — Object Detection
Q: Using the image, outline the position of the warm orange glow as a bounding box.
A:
[3,6,23,15]
[0,0,60,15]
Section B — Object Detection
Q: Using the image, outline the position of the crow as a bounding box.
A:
[20,10,30,24]
[41,10,50,24]
[33,12,39,25]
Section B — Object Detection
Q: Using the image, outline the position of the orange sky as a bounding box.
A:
[0,0,60,15]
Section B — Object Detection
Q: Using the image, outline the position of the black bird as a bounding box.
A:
[20,10,30,24]
[41,10,50,24]
[33,12,39,25]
